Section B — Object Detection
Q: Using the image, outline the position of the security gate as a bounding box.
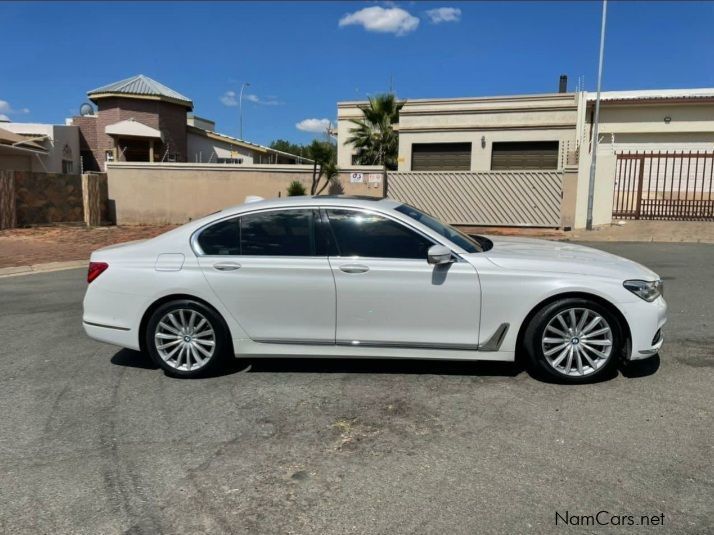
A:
[613,151,714,220]
[389,170,562,227]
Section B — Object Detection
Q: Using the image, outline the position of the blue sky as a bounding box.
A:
[2,1,714,145]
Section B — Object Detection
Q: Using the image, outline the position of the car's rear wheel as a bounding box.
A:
[524,298,622,383]
[146,300,229,378]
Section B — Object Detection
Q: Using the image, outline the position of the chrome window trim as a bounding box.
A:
[190,203,464,261]
[321,206,465,262]
[190,206,320,257]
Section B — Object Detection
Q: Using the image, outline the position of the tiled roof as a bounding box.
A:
[87,75,193,107]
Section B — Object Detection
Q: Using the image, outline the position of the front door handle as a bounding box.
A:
[339,264,369,274]
[213,262,242,271]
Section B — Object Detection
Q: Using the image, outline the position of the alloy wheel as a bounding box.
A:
[154,309,216,371]
[541,307,613,377]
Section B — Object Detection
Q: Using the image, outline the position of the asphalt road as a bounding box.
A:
[0,242,712,534]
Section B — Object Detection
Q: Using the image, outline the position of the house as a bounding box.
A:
[186,116,311,165]
[337,80,714,227]
[337,80,714,172]
[68,74,306,171]
[0,121,80,174]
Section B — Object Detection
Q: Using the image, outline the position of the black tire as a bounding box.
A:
[523,297,622,384]
[145,299,230,378]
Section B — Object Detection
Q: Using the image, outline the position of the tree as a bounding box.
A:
[268,138,341,195]
[306,140,339,195]
[346,93,404,197]
[269,139,310,160]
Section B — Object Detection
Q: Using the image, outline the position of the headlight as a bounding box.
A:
[623,279,663,302]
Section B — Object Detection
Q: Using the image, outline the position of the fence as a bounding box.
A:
[0,171,107,229]
[613,151,714,221]
[388,170,564,227]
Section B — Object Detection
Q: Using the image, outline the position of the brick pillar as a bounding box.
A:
[0,170,17,230]
[82,173,102,226]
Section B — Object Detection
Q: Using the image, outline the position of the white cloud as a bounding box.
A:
[0,114,9,121]
[244,94,284,106]
[0,100,29,115]
[296,118,331,133]
[221,91,283,107]
[425,7,461,24]
[339,6,419,36]
[220,91,238,107]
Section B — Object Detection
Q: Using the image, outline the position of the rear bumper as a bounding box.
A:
[621,296,667,361]
[83,320,141,351]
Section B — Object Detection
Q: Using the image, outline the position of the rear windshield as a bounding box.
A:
[395,204,483,253]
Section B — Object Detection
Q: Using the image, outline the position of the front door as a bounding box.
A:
[196,208,335,343]
[324,208,481,348]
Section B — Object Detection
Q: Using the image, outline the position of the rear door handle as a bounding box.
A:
[213,262,241,271]
[339,264,369,274]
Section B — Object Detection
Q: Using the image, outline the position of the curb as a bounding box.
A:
[0,260,87,279]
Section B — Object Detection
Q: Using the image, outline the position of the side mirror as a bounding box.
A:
[427,244,454,265]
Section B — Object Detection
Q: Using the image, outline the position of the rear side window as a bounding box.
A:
[325,209,433,259]
[240,210,314,256]
[197,209,317,256]
[197,217,240,255]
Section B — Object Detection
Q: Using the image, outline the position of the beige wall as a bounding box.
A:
[0,151,33,172]
[106,162,383,224]
[0,123,80,174]
[337,93,579,171]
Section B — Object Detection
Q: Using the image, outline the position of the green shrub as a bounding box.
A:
[287,180,307,196]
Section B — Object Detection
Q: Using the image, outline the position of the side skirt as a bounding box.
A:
[233,338,515,362]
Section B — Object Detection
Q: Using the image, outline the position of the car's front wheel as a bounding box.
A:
[145,300,230,378]
[523,298,622,383]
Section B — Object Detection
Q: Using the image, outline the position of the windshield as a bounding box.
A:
[395,204,483,253]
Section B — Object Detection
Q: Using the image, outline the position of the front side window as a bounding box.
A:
[197,209,316,256]
[395,204,482,253]
[325,209,433,259]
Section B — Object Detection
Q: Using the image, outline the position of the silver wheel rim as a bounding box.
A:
[541,307,613,377]
[154,309,215,372]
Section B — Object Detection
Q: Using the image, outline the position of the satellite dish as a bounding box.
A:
[79,103,94,116]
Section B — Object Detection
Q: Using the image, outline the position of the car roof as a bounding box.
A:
[221,195,402,215]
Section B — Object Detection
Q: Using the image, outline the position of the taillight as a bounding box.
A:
[87,262,109,283]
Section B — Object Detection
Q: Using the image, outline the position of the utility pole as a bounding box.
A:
[239,82,251,139]
[586,0,608,230]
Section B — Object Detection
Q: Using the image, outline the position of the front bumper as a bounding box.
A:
[621,295,667,360]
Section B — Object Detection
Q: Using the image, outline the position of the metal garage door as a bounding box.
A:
[411,143,472,171]
[491,141,559,170]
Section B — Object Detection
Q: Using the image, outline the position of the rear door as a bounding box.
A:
[195,208,336,343]
[324,208,481,348]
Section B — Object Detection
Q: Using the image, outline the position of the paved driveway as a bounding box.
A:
[0,243,711,534]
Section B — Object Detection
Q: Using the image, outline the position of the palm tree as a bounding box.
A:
[307,140,339,195]
[346,93,404,197]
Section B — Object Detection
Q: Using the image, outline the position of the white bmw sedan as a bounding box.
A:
[83,196,666,383]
